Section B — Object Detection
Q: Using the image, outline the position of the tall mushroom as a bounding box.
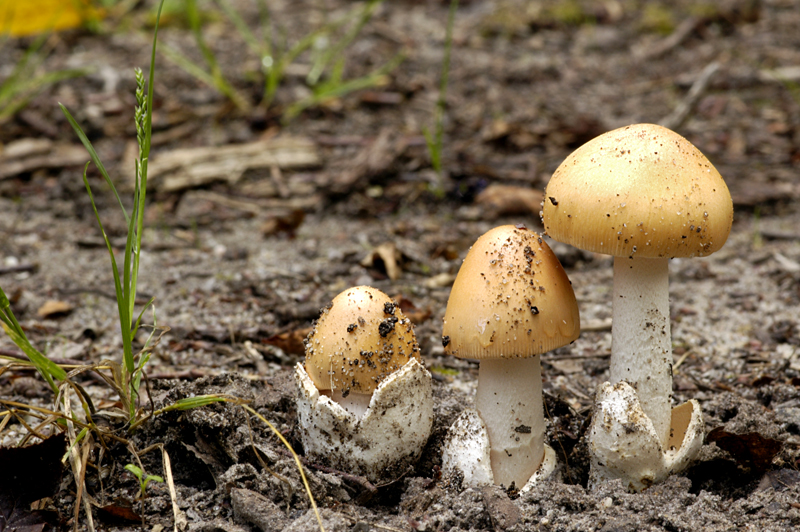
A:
[295,286,434,481]
[441,225,580,489]
[541,123,733,490]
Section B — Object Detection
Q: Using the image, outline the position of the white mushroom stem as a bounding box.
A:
[610,255,672,448]
[475,356,544,489]
[328,390,372,418]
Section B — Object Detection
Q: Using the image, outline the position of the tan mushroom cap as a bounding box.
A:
[542,124,733,258]
[442,225,580,359]
[305,286,420,395]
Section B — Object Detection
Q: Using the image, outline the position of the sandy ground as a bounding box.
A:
[2,0,800,530]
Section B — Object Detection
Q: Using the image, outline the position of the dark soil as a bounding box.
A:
[2,0,800,530]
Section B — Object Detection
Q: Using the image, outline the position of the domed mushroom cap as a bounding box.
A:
[305,286,420,395]
[542,123,733,258]
[442,225,580,359]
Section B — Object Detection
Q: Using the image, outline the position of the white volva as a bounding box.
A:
[295,358,433,482]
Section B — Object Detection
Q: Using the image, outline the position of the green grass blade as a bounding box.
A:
[285,50,404,120]
[121,193,138,375]
[434,0,458,164]
[159,44,250,111]
[0,32,49,103]
[79,163,132,372]
[0,325,65,388]
[158,395,232,412]
[422,125,440,173]
[131,296,155,340]
[0,68,88,123]
[262,26,323,107]
[0,287,66,389]
[215,0,262,55]
[59,104,129,223]
[0,288,67,386]
[306,0,383,86]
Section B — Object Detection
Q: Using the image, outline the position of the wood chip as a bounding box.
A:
[0,138,89,180]
[132,136,321,192]
[581,318,613,332]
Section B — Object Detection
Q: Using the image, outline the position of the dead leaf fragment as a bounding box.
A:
[475,184,544,218]
[261,209,305,237]
[393,294,432,324]
[423,272,456,289]
[707,427,782,472]
[264,327,312,356]
[96,502,141,524]
[37,300,74,318]
[0,433,65,532]
[361,242,403,280]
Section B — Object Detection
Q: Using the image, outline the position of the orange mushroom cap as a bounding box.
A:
[542,123,733,259]
[305,286,420,395]
[442,225,580,359]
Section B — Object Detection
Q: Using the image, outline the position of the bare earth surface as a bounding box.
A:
[2,0,800,530]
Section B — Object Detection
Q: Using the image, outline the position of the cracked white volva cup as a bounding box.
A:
[295,357,433,482]
[442,409,557,493]
[588,381,704,492]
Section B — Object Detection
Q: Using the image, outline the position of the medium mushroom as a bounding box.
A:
[295,286,433,481]
[441,225,580,489]
[541,123,733,490]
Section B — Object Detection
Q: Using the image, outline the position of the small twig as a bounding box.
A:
[0,263,38,275]
[160,445,186,532]
[338,513,407,532]
[673,350,694,372]
[0,348,84,366]
[581,319,612,332]
[245,414,294,507]
[660,61,720,130]
[274,446,378,496]
[638,16,703,60]
[148,368,213,379]
[761,228,800,241]
[64,388,96,532]
[543,352,611,361]
[241,404,325,532]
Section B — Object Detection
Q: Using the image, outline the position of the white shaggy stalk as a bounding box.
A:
[610,256,672,448]
[475,356,544,489]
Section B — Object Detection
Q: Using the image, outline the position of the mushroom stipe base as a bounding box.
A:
[442,408,557,492]
[588,381,704,492]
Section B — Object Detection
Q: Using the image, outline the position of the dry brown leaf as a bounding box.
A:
[361,242,403,280]
[475,184,544,218]
[264,327,312,356]
[707,427,782,472]
[37,300,74,318]
[261,209,305,237]
[393,294,432,324]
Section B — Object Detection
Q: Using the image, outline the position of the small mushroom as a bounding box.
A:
[541,123,733,490]
[295,286,433,481]
[441,225,580,490]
